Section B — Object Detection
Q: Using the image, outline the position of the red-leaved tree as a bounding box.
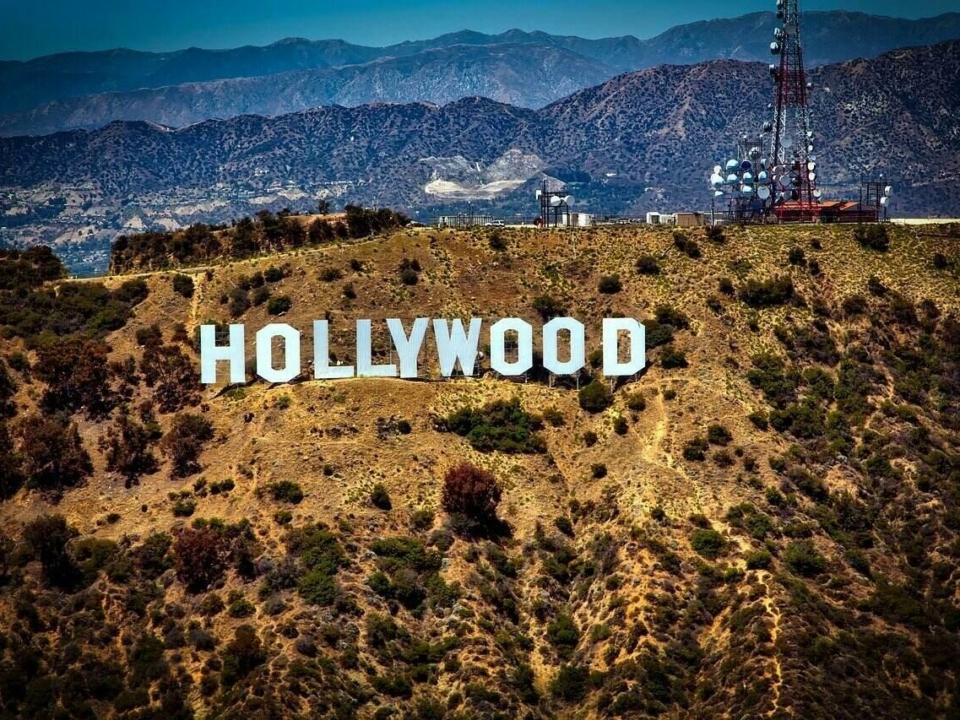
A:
[442,462,502,524]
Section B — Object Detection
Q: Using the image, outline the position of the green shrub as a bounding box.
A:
[788,247,806,266]
[298,570,340,606]
[546,614,580,657]
[583,431,598,447]
[172,274,195,298]
[690,528,727,559]
[707,424,732,446]
[550,664,590,701]
[683,437,708,461]
[660,345,688,369]
[636,255,660,275]
[739,276,794,308]
[613,416,628,435]
[579,380,613,413]
[591,463,608,479]
[370,483,392,510]
[854,224,890,251]
[542,406,566,427]
[268,480,304,504]
[784,540,827,576]
[440,397,546,453]
[267,295,292,315]
[746,550,773,570]
[598,275,622,294]
[319,267,343,282]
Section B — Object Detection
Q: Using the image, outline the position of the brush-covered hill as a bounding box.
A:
[0,222,959,718]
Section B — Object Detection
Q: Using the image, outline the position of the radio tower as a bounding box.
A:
[708,0,823,223]
[769,0,820,222]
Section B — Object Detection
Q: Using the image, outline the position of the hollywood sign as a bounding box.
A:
[199,318,646,384]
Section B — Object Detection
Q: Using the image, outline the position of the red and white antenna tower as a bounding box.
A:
[769,0,821,221]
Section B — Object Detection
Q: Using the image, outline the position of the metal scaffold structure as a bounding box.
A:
[709,0,825,224]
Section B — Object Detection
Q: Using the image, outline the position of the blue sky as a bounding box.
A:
[0,0,956,60]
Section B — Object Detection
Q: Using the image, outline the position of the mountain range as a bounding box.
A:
[2,11,960,137]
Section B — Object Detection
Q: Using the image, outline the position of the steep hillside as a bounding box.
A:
[2,12,959,136]
[0,223,959,718]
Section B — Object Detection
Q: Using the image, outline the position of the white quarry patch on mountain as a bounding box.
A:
[421,149,543,199]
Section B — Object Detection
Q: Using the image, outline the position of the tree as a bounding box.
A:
[23,514,81,589]
[99,412,159,485]
[20,415,93,496]
[160,413,214,478]
[442,463,502,525]
[221,625,266,687]
[173,526,228,592]
[317,199,331,215]
[35,336,114,418]
[0,358,17,418]
[141,343,200,413]
[0,422,24,499]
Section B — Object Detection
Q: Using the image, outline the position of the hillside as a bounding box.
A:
[2,39,960,272]
[0,222,959,718]
[2,11,959,136]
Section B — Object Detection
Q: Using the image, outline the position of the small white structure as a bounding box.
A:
[646,212,676,226]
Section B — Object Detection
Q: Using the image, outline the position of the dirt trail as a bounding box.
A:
[757,570,785,716]
[189,271,206,329]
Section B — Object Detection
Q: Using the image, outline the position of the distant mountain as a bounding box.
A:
[0,40,957,266]
[2,11,959,137]
[0,44,613,137]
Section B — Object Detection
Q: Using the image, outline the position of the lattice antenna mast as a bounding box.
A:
[770,0,820,220]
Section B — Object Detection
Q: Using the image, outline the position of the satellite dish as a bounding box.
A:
[884,186,894,197]
[743,172,754,183]
[769,64,778,76]
[726,159,739,172]
[758,186,771,200]
[809,172,816,182]
[880,196,889,206]
[771,42,781,55]
[742,185,755,195]
[762,122,773,133]
[726,173,739,184]
[807,161,816,171]
[758,171,768,183]
[750,147,761,159]
[713,165,722,175]
[741,160,753,172]
[535,190,542,199]
[813,189,823,199]
[550,195,562,207]
[564,195,574,205]
[714,190,725,198]
[782,137,793,149]
[759,157,768,169]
